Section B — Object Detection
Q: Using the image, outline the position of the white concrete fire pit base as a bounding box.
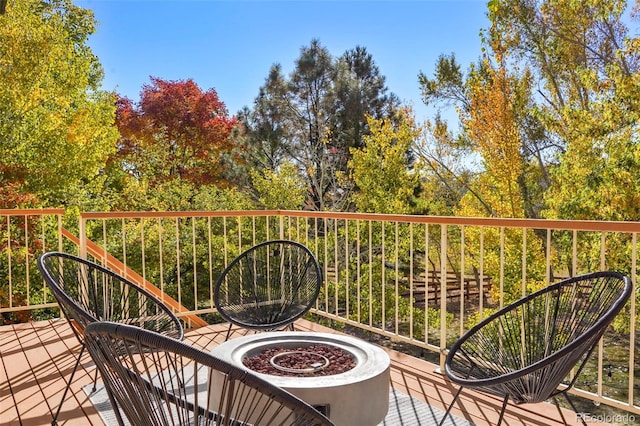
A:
[209,331,390,426]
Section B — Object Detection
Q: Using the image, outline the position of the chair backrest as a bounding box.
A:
[38,251,183,343]
[83,321,335,426]
[214,240,322,331]
[445,271,632,403]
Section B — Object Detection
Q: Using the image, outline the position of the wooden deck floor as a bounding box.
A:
[1,319,602,426]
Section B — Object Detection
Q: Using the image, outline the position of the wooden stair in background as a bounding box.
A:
[402,270,492,308]
[323,265,491,309]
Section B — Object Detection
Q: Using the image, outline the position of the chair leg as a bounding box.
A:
[52,344,86,426]
[559,392,588,426]
[91,366,99,393]
[440,388,509,426]
[495,394,509,426]
[224,323,232,341]
[438,386,463,426]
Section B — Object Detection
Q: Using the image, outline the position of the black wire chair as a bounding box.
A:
[83,321,335,426]
[38,251,184,426]
[439,271,632,426]
[214,240,322,340]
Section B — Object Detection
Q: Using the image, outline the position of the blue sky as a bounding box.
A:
[77,0,489,122]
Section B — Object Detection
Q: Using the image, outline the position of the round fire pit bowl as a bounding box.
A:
[209,331,390,426]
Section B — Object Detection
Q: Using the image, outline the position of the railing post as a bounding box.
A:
[439,224,448,371]
[57,213,63,252]
[279,213,285,240]
[629,233,637,407]
[79,214,87,259]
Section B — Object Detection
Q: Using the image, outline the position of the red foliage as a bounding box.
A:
[0,166,39,208]
[114,77,238,186]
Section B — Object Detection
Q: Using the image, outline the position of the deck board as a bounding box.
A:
[6,321,59,425]
[0,319,603,426]
[0,321,21,424]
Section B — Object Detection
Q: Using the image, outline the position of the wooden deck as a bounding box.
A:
[0,319,603,426]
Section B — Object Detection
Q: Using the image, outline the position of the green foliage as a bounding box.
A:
[544,127,640,221]
[0,0,118,207]
[320,255,453,343]
[416,0,640,310]
[0,213,66,323]
[419,53,467,111]
[0,0,118,321]
[349,111,422,214]
[486,0,640,222]
[82,203,268,313]
[455,226,547,305]
[418,0,640,225]
[326,268,455,343]
[250,161,307,210]
[192,187,255,212]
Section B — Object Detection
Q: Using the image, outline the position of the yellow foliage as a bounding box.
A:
[0,0,118,206]
[459,60,526,218]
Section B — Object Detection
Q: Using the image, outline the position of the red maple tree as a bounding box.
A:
[115,77,238,186]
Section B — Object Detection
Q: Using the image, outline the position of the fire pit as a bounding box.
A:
[209,331,390,426]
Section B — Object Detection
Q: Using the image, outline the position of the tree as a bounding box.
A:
[236,65,290,172]
[349,110,421,214]
[420,1,640,219]
[114,78,237,190]
[0,0,118,208]
[232,65,291,195]
[457,50,530,218]
[418,0,640,299]
[242,40,398,211]
[487,0,640,221]
[330,46,399,172]
[413,118,473,216]
[419,51,549,219]
[284,40,336,211]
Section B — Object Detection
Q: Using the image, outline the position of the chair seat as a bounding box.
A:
[439,271,632,426]
[37,251,184,426]
[83,321,335,425]
[214,240,322,339]
[225,300,309,329]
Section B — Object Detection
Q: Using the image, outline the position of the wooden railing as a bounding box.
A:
[0,208,64,319]
[0,208,638,416]
[76,210,639,416]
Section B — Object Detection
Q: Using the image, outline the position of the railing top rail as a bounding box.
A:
[80,210,283,219]
[80,210,640,233]
[0,208,65,216]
